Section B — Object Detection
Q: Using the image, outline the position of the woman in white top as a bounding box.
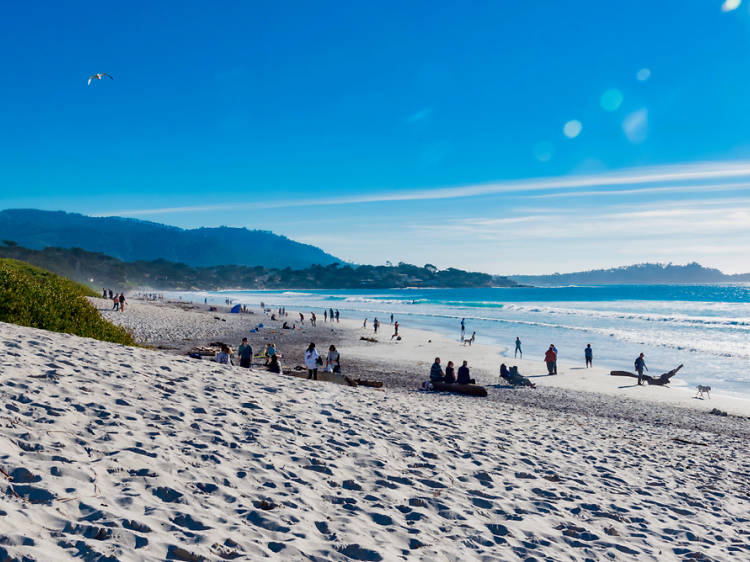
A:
[303,342,320,380]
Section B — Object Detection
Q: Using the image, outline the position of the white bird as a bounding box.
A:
[88,73,113,85]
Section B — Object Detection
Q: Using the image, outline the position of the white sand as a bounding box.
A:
[1,310,749,560]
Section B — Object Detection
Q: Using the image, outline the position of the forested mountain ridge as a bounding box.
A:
[0,209,340,269]
[510,262,750,285]
[0,244,518,290]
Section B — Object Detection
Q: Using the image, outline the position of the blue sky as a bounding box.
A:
[2,1,750,273]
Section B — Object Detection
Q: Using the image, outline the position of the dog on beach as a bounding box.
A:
[695,385,711,399]
[462,332,476,346]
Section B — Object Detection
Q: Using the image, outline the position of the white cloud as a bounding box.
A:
[99,160,750,218]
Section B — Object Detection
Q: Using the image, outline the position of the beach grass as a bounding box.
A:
[0,257,135,346]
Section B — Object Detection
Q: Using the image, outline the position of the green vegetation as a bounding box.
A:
[0,258,136,345]
[0,244,519,290]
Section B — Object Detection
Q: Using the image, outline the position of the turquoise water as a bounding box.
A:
[169,285,750,397]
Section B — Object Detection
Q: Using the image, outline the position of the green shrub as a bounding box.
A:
[0,258,135,346]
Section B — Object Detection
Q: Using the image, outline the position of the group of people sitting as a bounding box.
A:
[429,357,475,385]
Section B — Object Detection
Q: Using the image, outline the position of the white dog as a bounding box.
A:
[695,385,711,399]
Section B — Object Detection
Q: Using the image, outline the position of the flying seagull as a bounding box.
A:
[88,73,113,85]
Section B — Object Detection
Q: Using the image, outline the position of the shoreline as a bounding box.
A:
[104,296,750,417]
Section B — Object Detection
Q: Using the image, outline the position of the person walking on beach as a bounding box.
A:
[304,342,320,380]
[119,293,125,312]
[310,312,316,327]
[373,318,379,333]
[391,321,399,340]
[299,312,304,325]
[430,357,444,383]
[112,294,119,311]
[363,318,367,328]
[460,318,465,339]
[515,337,522,358]
[544,345,557,375]
[585,344,593,368]
[335,310,340,323]
[635,353,648,385]
[238,338,253,369]
[390,313,394,325]
[324,310,328,322]
[329,308,334,321]
[326,345,341,373]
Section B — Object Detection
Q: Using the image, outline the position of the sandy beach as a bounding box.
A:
[1,297,748,560]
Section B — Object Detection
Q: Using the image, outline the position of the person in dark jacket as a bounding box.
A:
[585,344,593,368]
[429,358,444,382]
[444,361,456,384]
[635,353,648,385]
[500,363,509,381]
[457,361,475,384]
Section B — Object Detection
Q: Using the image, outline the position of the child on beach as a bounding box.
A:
[238,338,253,368]
[215,345,233,365]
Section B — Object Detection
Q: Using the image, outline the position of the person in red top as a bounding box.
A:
[391,321,399,340]
[544,345,557,375]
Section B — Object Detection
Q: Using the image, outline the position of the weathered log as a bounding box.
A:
[610,364,683,386]
[355,379,384,388]
[432,382,488,397]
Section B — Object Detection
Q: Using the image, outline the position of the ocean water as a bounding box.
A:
[167,285,750,398]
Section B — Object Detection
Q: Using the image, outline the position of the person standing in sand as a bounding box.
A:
[238,338,253,369]
[119,293,125,312]
[635,353,648,385]
[585,344,593,368]
[551,344,558,374]
[460,318,465,339]
[373,318,379,333]
[324,310,328,322]
[299,312,304,325]
[363,318,367,328]
[544,345,556,375]
[304,342,320,380]
[391,321,399,340]
[515,337,522,358]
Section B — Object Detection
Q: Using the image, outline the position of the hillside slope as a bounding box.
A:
[511,262,750,285]
[0,245,516,290]
[0,209,340,269]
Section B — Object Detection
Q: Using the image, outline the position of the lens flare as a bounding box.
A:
[636,68,651,81]
[721,0,741,12]
[563,120,582,139]
[533,141,555,162]
[623,108,648,143]
[600,89,624,112]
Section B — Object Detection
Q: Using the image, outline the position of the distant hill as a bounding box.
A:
[510,262,750,285]
[0,209,340,269]
[0,244,518,290]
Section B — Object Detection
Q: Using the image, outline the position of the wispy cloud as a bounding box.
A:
[97,160,750,218]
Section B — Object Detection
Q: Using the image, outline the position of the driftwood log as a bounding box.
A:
[610,364,683,386]
[432,382,489,397]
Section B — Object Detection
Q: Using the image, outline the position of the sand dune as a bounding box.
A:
[1,315,749,561]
